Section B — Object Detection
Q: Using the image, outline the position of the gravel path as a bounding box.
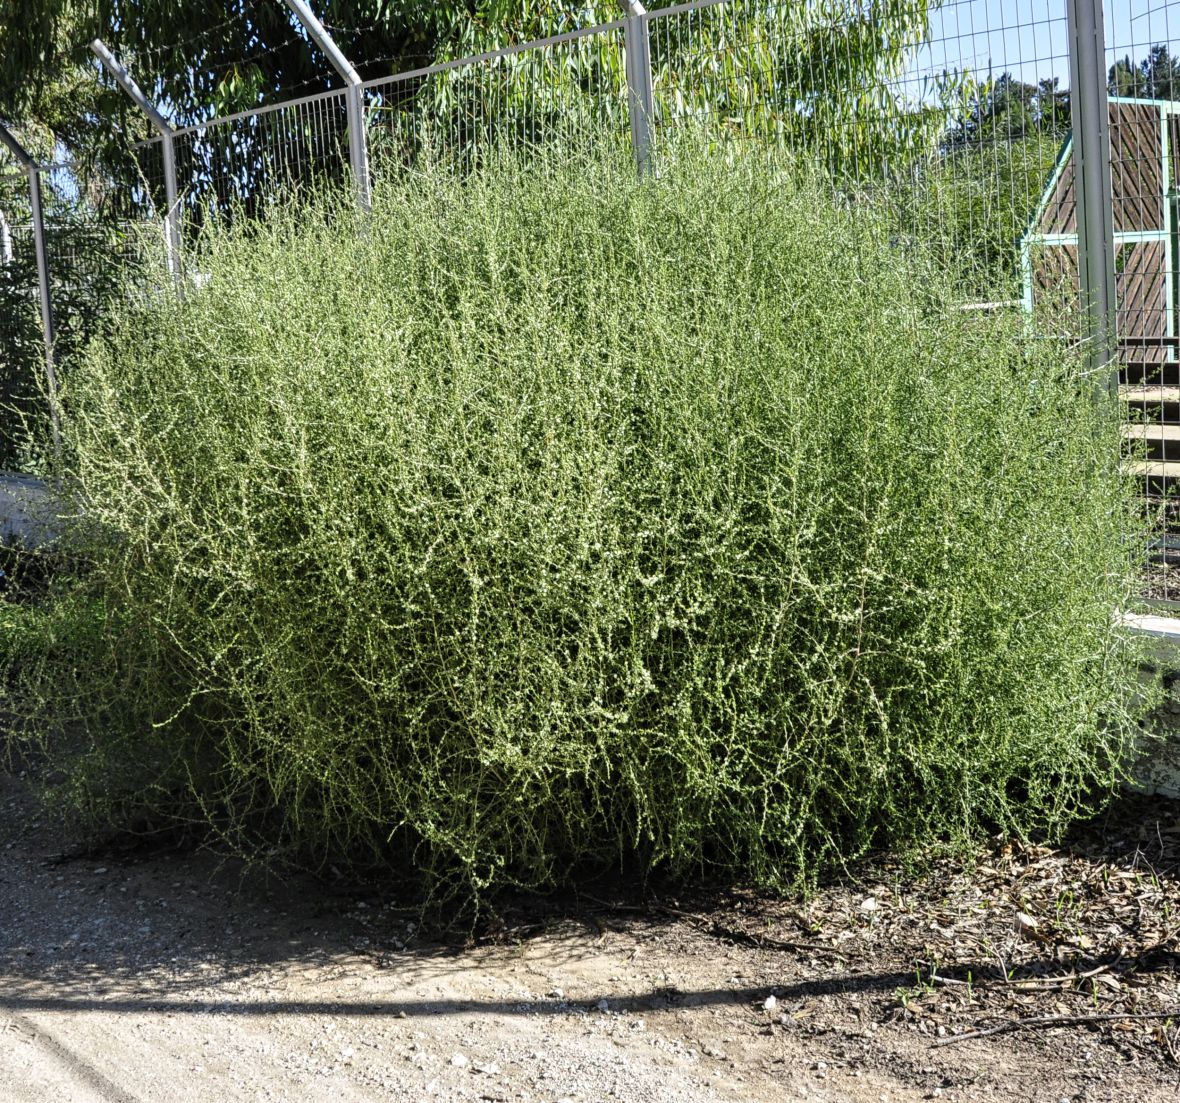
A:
[2,768,1179,1102]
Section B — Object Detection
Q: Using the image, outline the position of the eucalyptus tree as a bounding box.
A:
[1,0,946,177]
[393,0,949,180]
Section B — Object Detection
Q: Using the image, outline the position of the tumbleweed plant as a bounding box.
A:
[1,139,1149,908]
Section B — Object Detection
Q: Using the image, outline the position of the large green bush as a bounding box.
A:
[2,143,1148,905]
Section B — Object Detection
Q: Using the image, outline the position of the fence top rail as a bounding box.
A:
[164,85,350,142]
[642,0,916,26]
[131,15,635,148]
[123,0,944,150]
[359,19,628,93]
[128,0,748,147]
[643,0,732,20]
[3,157,114,176]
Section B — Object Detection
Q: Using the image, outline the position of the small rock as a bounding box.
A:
[449,1053,468,1068]
[93,867,108,875]
[762,995,778,1012]
[548,987,565,1000]
[860,896,879,913]
[596,998,610,1012]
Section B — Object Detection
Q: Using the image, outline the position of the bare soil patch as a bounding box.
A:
[1,768,1178,1102]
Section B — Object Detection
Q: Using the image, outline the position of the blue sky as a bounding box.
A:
[900,0,1179,99]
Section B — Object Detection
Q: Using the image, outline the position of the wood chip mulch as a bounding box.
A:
[563,795,1180,1070]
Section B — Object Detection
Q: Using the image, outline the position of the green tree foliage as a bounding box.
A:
[895,71,1069,299]
[945,72,1069,147]
[644,0,943,177]
[1109,44,1180,101]
[361,0,947,190]
[1,1,432,139]
[0,174,43,466]
[912,46,1180,301]
[0,1,941,172]
[0,168,131,469]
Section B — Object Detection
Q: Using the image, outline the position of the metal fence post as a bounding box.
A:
[621,0,654,176]
[0,123,61,458]
[90,39,183,287]
[161,130,181,264]
[281,0,372,212]
[1065,0,1117,394]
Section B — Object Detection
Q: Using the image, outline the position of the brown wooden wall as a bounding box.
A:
[1032,101,1169,236]
[1111,103,1165,232]
[1028,101,1174,360]
[1117,240,1170,363]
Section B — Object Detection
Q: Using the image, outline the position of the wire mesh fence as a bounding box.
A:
[166,88,352,224]
[4,0,1180,599]
[1101,0,1180,599]
[362,23,632,170]
[646,0,940,169]
[0,159,153,468]
[0,169,44,467]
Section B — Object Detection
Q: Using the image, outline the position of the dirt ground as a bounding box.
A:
[1,769,1179,1103]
